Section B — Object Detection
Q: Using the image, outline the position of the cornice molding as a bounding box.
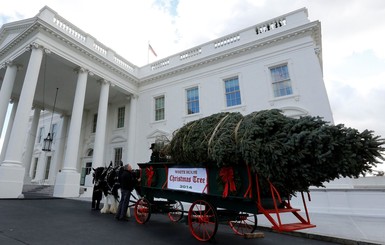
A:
[37,24,139,84]
[1,15,321,90]
[139,23,320,86]
[0,22,39,57]
[1,20,139,87]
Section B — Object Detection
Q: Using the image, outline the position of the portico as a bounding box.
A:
[0,7,138,198]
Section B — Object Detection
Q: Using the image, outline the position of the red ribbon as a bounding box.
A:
[146,166,154,187]
[219,167,236,198]
[244,164,253,198]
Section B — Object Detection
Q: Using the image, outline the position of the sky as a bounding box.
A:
[0,0,384,170]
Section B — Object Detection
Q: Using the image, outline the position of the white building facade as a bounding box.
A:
[0,6,333,198]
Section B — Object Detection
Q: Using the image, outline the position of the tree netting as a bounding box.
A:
[163,109,385,195]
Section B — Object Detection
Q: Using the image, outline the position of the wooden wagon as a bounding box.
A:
[133,162,315,241]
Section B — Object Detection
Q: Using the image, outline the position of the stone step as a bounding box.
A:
[22,185,55,198]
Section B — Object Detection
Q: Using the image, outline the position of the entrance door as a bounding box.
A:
[80,162,92,186]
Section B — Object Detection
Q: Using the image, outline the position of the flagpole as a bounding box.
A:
[147,41,149,64]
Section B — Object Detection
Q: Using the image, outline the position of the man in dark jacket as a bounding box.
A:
[91,179,102,210]
[150,143,160,162]
[115,164,134,221]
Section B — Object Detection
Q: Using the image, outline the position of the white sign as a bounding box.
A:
[167,168,208,193]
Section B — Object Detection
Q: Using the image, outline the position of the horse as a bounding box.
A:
[92,164,141,216]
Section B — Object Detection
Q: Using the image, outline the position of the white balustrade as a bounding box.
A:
[40,6,309,78]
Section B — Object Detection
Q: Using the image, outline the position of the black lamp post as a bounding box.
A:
[42,133,53,151]
[42,88,58,152]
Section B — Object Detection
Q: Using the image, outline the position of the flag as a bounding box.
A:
[148,44,157,57]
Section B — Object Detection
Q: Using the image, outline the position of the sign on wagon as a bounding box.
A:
[167,168,207,193]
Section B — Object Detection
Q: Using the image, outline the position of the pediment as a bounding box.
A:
[280,106,308,118]
[110,135,127,143]
[147,129,170,139]
[0,18,36,50]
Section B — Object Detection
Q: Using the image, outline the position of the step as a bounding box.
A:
[272,222,316,232]
[22,185,54,198]
[263,208,300,213]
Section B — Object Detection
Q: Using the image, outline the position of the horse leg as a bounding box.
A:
[100,195,110,213]
[126,207,131,217]
[110,196,119,214]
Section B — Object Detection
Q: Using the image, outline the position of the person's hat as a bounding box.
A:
[150,143,155,149]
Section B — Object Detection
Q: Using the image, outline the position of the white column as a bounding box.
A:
[0,62,19,136]
[127,94,138,165]
[0,101,18,163]
[92,79,110,168]
[52,115,68,181]
[23,107,41,183]
[0,43,44,198]
[54,68,88,197]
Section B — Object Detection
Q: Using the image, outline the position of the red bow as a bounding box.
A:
[146,166,154,187]
[219,167,236,198]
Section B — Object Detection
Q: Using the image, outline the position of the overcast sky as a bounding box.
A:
[1,0,384,169]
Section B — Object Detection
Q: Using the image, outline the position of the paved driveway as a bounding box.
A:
[0,198,338,245]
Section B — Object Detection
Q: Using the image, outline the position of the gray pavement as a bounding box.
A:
[258,212,385,245]
[0,197,382,245]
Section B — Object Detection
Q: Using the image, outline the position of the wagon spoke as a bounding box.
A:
[134,198,151,224]
[229,212,257,236]
[168,200,184,222]
[188,200,218,241]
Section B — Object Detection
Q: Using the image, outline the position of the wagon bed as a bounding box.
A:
[134,162,315,241]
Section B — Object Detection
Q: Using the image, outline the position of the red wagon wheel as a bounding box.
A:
[229,212,257,236]
[168,200,184,222]
[188,200,218,242]
[134,198,151,224]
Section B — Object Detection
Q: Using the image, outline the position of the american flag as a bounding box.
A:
[148,44,157,57]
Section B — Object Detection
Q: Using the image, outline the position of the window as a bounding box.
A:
[154,96,165,121]
[51,123,57,139]
[270,64,293,97]
[224,77,242,107]
[114,147,123,167]
[32,158,38,179]
[38,127,44,143]
[92,113,97,133]
[117,107,125,128]
[45,156,51,180]
[186,87,200,114]
[87,149,93,157]
[85,162,92,175]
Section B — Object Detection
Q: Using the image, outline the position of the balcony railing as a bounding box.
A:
[38,7,310,80]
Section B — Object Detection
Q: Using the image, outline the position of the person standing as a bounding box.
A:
[91,169,103,210]
[115,164,134,221]
[150,143,160,162]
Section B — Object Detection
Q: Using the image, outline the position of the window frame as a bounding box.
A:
[224,76,242,107]
[154,95,165,121]
[117,106,125,128]
[51,123,57,140]
[186,86,200,115]
[44,156,51,180]
[92,113,98,133]
[114,147,123,167]
[269,63,293,98]
[32,157,38,179]
[38,127,44,143]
